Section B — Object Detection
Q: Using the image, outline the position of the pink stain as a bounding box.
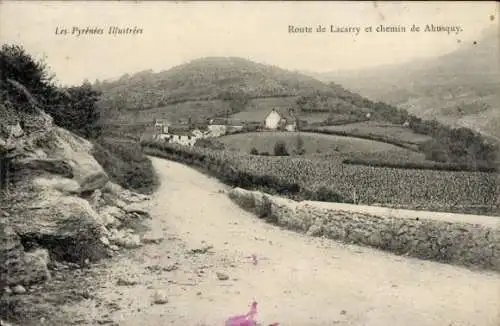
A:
[225,301,258,326]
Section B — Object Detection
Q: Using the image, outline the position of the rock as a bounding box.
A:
[3,287,12,295]
[123,203,150,216]
[49,128,108,193]
[216,272,229,281]
[141,233,164,245]
[32,176,81,194]
[89,189,105,209]
[152,290,169,304]
[23,249,51,283]
[12,196,109,265]
[109,230,141,249]
[14,158,73,178]
[117,277,138,286]
[103,181,125,196]
[100,236,110,247]
[0,223,50,287]
[80,172,108,194]
[12,284,26,295]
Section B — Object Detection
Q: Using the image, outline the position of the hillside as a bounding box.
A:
[310,27,500,139]
[95,56,370,125]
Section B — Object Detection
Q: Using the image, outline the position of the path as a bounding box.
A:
[66,157,500,326]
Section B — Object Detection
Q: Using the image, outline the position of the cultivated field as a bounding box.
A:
[143,141,499,215]
[316,121,433,145]
[219,131,427,162]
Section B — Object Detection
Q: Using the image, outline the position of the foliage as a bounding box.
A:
[0,44,102,139]
[250,147,259,155]
[273,141,289,156]
[194,137,225,150]
[293,135,306,155]
[92,137,158,194]
[0,44,57,111]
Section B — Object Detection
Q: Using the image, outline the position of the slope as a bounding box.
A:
[311,27,500,139]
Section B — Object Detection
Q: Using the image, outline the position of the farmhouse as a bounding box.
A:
[264,108,297,131]
[208,118,244,136]
[154,119,170,134]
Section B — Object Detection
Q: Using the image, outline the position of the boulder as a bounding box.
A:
[13,158,73,178]
[0,223,50,287]
[12,196,109,264]
[123,203,150,216]
[49,128,109,193]
[32,176,81,195]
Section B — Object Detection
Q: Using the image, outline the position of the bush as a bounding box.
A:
[92,137,158,194]
[273,141,289,156]
[250,147,259,155]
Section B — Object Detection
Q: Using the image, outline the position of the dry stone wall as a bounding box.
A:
[228,187,500,272]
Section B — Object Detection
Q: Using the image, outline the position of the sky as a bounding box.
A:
[1,1,498,86]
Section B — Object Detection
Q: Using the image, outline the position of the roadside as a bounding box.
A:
[53,157,499,326]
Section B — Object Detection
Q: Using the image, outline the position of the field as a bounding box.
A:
[316,121,433,145]
[142,141,499,215]
[219,131,427,162]
[230,97,334,123]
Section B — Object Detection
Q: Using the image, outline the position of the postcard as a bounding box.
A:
[0,2,499,326]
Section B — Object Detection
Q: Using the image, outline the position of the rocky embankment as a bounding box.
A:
[228,187,500,272]
[0,108,153,324]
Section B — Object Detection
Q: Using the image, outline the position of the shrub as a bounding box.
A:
[250,147,259,155]
[92,137,158,194]
[273,141,289,156]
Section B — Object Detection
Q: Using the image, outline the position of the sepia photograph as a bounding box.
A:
[0,1,499,325]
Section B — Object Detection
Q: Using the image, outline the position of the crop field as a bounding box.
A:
[219,131,428,161]
[317,121,433,145]
[143,141,499,215]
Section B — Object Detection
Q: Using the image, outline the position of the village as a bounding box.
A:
[152,108,299,146]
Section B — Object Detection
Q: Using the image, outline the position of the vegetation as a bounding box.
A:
[273,141,289,156]
[218,131,425,161]
[92,137,158,194]
[142,140,498,215]
[0,44,158,193]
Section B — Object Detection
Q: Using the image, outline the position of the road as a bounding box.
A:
[67,156,500,326]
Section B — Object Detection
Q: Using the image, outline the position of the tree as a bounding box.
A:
[273,141,289,156]
[0,44,57,111]
[250,147,259,155]
[293,135,305,155]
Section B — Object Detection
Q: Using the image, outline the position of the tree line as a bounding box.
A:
[1,44,102,139]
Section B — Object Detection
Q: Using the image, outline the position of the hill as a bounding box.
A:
[94,56,371,125]
[309,27,500,140]
[95,56,498,169]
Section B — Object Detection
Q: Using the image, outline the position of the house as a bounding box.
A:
[154,119,170,134]
[264,109,282,130]
[264,108,297,131]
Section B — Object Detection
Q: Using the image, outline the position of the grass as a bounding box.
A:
[218,131,427,160]
[316,121,433,145]
[91,136,159,194]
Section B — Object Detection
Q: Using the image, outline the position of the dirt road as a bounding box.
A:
[65,157,500,326]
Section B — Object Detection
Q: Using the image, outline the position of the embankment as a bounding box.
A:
[228,187,500,272]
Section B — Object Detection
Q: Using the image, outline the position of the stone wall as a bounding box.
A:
[228,187,500,272]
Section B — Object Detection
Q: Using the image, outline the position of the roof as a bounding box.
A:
[265,108,296,122]
[168,125,192,134]
[155,118,171,125]
[209,118,243,126]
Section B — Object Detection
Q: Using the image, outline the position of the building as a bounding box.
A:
[154,119,170,134]
[264,108,297,131]
[264,109,282,130]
